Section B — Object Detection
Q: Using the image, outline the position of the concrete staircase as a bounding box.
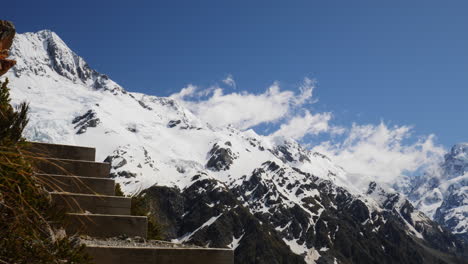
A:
[28,142,233,264]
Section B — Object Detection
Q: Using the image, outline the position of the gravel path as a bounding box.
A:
[79,236,211,249]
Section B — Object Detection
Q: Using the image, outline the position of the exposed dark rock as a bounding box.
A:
[46,37,89,82]
[206,143,237,171]
[127,126,137,133]
[435,190,468,237]
[110,170,137,179]
[142,180,306,264]
[104,155,127,169]
[167,120,181,128]
[274,145,294,162]
[348,199,370,223]
[72,110,100,134]
[140,167,467,264]
[138,100,153,111]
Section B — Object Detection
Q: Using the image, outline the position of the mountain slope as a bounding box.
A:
[4,30,467,263]
[407,143,468,242]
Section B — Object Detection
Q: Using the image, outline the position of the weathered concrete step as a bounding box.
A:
[38,174,115,195]
[85,246,234,264]
[64,213,147,238]
[51,192,130,215]
[33,158,110,178]
[26,142,96,161]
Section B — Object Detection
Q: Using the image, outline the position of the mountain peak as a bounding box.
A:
[443,143,468,177]
[8,30,124,92]
[449,143,468,157]
[35,29,57,38]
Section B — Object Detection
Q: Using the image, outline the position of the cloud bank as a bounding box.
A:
[312,123,445,189]
[171,77,318,130]
[270,111,333,140]
[171,76,445,188]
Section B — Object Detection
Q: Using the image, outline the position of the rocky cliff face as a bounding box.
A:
[4,30,467,263]
[140,169,467,264]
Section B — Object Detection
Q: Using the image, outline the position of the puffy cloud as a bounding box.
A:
[170,84,197,100]
[270,110,333,140]
[312,122,445,190]
[170,78,315,130]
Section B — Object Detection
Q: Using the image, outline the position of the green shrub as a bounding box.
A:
[114,182,125,197]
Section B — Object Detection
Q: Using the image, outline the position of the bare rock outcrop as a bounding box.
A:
[0,20,16,76]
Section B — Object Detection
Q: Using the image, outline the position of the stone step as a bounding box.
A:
[85,246,234,264]
[64,213,147,238]
[26,142,96,161]
[33,158,110,178]
[51,192,130,215]
[38,174,115,195]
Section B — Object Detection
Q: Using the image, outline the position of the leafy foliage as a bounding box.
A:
[0,78,91,263]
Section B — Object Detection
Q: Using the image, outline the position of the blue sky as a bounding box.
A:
[5,0,468,148]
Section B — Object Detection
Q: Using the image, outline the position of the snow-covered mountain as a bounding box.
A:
[407,143,468,242]
[4,30,467,263]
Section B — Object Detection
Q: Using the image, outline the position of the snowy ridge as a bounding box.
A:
[4,30,466,263]
[407,143,468,240]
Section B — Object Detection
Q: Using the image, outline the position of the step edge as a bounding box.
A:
[67,213,147,218]
[36,174,115,181]
[85,245,233,251]
[28,141,95,151]
[51,192,128,200]
[40,158,109,165]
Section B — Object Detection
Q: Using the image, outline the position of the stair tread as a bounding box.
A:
[86,245,231,250]
[42,157,108,164]
[29,141,95,149]
[36,173,114,180]
[64,213,148,238]
[67,213,146,218]
[27,142,96,161]
[84,245,234,264]
[33,158,110,178]
[53,194,131,215]
[51,192,127,199]
[38,174,115,195]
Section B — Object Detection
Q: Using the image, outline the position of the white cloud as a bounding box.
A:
[222,74,236,88]
[295,77,315,105]
[170,77,445,192]
[312,122,445,190]
[170,78,314,129]
[270,110,333,140]
[170,84,197,100]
